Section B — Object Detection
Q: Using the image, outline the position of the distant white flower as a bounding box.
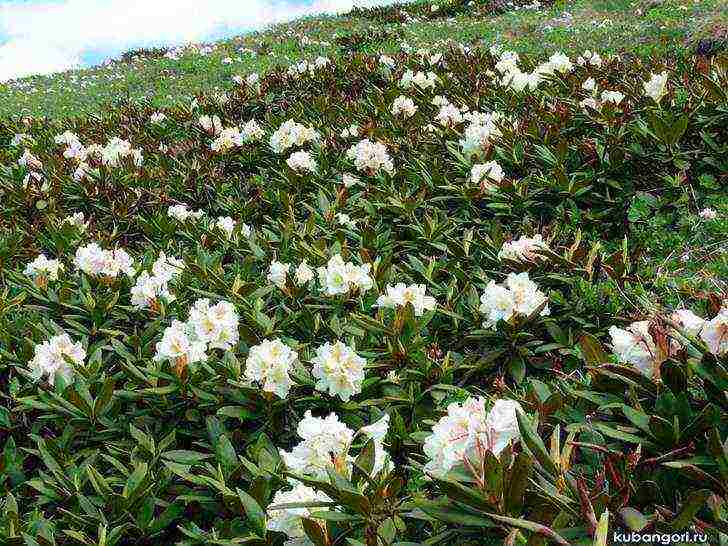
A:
[62,212,87,231]
[699,208,717,220]
[460,112,504,158]
[270,119,319,154]
[498,235,550,262]
[294,260,315,286]
[286,151,317,173]
[131,270,175,310]
[435,102,463,127]
[24,254,64,283]
[29,332,86,385]
[311,341,366,401]
[399,70,438,90]
[376,283,437,316]
[168,204,204,222]
[215,216,236,238]
[199,115,222,136]
[643,71,668,103]
[346,139,394,176]
[340,124,359,139]
[671,309,705,338]
[582,77,596,92]
[268,261,290,289]
[245,338,299,398]
[600,90,624,105]
[471,161,504,189]
[608,321,666,378]
[150,112,167,124]
[358,414,393,475]
[391,95,418,118]
[336,213,357,229]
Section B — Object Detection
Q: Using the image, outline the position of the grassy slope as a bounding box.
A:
[0,0,725,118]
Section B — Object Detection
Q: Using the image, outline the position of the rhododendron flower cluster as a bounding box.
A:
[74,243,135,278]
[130,252,184,310]
[245,338,299,398]
[399,70,438,90]
[346,139,395,176]
[267,483,330,545]
[270,119,319,154]
[24,254,64,283]
[168,204,205,222]
[376,283,437,316]
[154,299,239,366]
[28,333,86,385]
[471,161,504,189]
[460,111,504,158]
[608,320,677,378]
[643,71,669,103]
[286,150,317,173]
[479,272,549,328]
[391,95,418,118]
[316,254,374,296]
[498,234,550,262]
[267,260,291,289]
[311,341,366,401]
[423,398,523,478]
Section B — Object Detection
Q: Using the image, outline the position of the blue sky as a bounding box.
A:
[0,0,400,82]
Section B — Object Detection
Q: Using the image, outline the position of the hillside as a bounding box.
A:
[0,0,725,118]
[1,0,728,545]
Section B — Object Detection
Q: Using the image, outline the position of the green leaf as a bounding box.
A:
[237,488,266,537]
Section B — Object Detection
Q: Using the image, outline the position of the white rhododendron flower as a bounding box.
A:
[346,139,394,176]
[286,150,317,173]
[294,260,315,286]
[245,338,299,398]
[97,137,143,167]
[479,272,549,328]
[215,216,236,238]
[131,271,175,309]
[399,69,438,90]
[199,115,222,136]
[280,410,355,479]
[28,333,86,385]
[700,307,728,356]
[267,483,330,544]
[187,298,240,351]
[423,398,523,478]
[268,260,291,289]
[270,119,319,154]
[336,213,356,229]
[391,95,418,118]
[359,414,393,475]
[498,234,550,262]
[316,254,373,296]
[62,212,87,231]
[376,283,437,316]
[670,309,706,338]
[18,149,42,170]
[24,254,64,282]
[340,123,359,139]
[608,321,665,378]
[74,243,135,278]
[601,90,625,105]
[311,341,366,401]
[435,102,463,127]
[341,173,360,187]
[544,52,574,74]
[150,112,166,124]
[460,112,504,158]
[154,320,208,366]
[168,204,204,222]
[471,161,504,189]
[582,77,596,92]
[643,71,669,103]
[699,207,717,220]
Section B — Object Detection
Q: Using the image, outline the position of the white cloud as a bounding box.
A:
[0,0,401,82]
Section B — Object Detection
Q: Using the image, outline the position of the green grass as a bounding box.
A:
[0,0,725,118]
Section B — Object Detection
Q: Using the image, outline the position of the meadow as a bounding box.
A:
[1,0,727,545]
